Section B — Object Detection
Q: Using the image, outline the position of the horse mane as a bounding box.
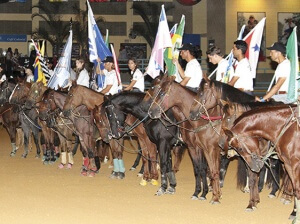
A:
[233,104,297,125]
[200,79,255,103]
[104,91,145,108]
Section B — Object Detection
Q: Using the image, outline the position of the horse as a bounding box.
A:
[188,78,286,210]
[38,89,101,176]
[62,84,159,183]
[2,80,41,158]
[24,81,48,109]
[223,104,300,223]
[147,75,222,203]
[104,91,205,198]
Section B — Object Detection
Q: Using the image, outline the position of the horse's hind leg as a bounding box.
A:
[32,129,41,159]
[246,170,260,211]
[268,158,280,198]
[7,126,17,157]
[219,155,230,188]
[258,165,266,192]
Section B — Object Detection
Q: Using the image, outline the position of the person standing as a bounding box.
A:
[75,58,90,88]
[123,58,144,92]
[206,46,234,82]
[173,43,203,91]
[0,63,7,84]
[228,40,253,95]
[256,42,290,103]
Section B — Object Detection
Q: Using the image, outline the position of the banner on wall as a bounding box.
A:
[8,0,26,2]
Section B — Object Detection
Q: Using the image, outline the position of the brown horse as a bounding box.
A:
[24,81,48,109]
[38,89,100,176]
[223,105,300,223]
[147,75,221,203]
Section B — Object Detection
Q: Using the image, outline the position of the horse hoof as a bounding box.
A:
[155,187,166,196]
[103,156,108,164]
[88,170,97,177]
[245,208,254,212]
[10,152,16,157]
[117,172,125,179]
[129,167,136,171]
[268,194,276,199]
[35,154,41,159]
[140,179,147,186]
[199,196,207,201]
[151,179,158,186]
[108,165,113,169]
[58,163,64,169]
[210,200,220,205]
[166,187,175,195]
[191,196,198,200]
[289,214,296,220]
[137,173,143,178]
[66,163,72,169]
[81,170,88,176]
[21,154,27,158]
[109,171,118,179]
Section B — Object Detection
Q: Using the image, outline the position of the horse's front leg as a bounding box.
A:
[155,141,169,196]
[246,169,260,211]
[7,125,17,157]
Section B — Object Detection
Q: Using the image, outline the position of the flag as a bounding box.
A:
[47,30,73,90]
[32,40,47,85]
[286,27,299,103]
[164,15,185,77]
[243,17,266,79]
[87,0,111,65]
[222,25,245,83]
[146,5,172,79]
[110,44,121,86]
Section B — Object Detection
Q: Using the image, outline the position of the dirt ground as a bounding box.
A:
[0,128,294,224]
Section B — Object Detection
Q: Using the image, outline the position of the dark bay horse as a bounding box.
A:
[223,105,300,223]
[147,75,221,203]
[3,80,41,158]
[104,91,204,198]
[38,89,100,176]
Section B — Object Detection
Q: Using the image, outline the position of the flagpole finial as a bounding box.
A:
[70,18,72,30]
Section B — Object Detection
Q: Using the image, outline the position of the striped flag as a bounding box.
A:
[286,27,299,103]
[164,15,185,77]
[146,5,172,79]
[32,40,47,85]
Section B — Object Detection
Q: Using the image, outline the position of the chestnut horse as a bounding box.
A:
[224,104,300,223]
[147,75,221,203]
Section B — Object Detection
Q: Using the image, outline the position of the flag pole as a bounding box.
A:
[267,74,276,92]
[208,53,230,79]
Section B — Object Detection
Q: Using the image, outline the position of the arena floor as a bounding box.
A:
[0,128,293,224]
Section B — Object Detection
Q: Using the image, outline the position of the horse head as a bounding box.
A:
[104,95,126,139]
[0,80,15,104]
[38,89,57,121]
[25,81,48,109]
[223,127,264,173]
[9,81,31,105]
[148,74,175,119]
[62,82,81,117]
[93,104,112,143]
[189,77,218,120]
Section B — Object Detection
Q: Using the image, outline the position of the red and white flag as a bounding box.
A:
[243,17,266,78]
[146,5,172,79]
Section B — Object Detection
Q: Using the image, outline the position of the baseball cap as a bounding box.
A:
[177,43,195,52]
[267,42,286,54]
[103,56,114,63]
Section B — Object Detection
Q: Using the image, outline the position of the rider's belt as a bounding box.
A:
[278,91,287,94]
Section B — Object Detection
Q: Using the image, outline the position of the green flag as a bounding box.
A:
[105,29,109,48]
[286,27,299,103]
[164,15,185,76]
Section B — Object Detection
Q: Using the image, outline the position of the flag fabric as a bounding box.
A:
[105,29,109,48]
[164,15,185,77]
[110,44,121,87]
[87,0,112,65]
[146,5,172,79]
[243,17,266,79]
[222,25,245,83]
[286,26,299,103]
[47,30,73,90]
[32,40,47,85]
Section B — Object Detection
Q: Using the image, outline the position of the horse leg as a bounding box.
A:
[290,198,297,220]
[109,140,120,179]
[72,135,80,156]
[32,128,41,159]
[21,127,30,158]
[219,155,230,188]
[130,144,142,171]
[7,126,17,157]
[246,169,260,211]
[16,128,24,151]
[199,155,209,200]
[258,165,266,193]
[268,158,281,198]
[155,141,169,196]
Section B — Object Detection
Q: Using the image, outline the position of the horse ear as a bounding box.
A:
[223,127,234,139]
[220,99,229,106]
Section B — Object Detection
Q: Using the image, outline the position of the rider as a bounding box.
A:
[173,43,203,91]
[228,40,253,95]
[256,42,291,103]
[206,46,234,82]
[123,58,144,92]
[75,58,90,88]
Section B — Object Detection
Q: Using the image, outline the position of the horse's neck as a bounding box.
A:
[118,96,148,120]
[171,85,196,118]
[82,88,104,109]
[235,108,294,142]
[54,93,66,110]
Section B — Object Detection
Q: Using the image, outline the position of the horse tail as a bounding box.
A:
[236,157,247,190]
[172,144,186,173]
